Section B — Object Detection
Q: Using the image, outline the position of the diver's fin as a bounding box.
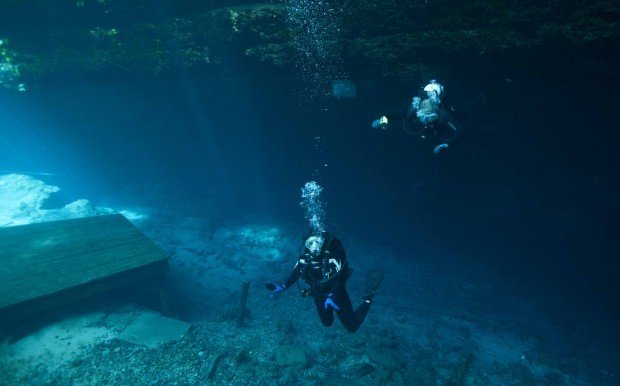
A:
[364,269,385,299]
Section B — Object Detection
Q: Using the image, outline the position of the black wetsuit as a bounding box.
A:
[282,233,372,332]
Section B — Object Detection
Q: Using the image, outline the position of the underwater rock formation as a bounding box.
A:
[0,173,119,226]
[0,173,60,226]
[0,0,616,88]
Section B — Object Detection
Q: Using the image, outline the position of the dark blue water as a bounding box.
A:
[1,2,619,382]
[3,70,618,338]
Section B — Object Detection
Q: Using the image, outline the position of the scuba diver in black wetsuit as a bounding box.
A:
[372,80,484,155]
[267,232,384,332]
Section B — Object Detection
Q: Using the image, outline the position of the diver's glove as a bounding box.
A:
[371,116,388,130]
[324,293,340,311]
[433,143,449,155]
[266,283,286,298]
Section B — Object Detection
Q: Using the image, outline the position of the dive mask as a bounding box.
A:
[305,236,324,254]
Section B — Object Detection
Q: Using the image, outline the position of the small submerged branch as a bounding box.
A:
[206,352,227,380]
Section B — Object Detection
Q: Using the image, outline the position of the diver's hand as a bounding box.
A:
[266,283,286,298]
[433,143,449,155]
[371,116,388,130]
[324,294,340,311]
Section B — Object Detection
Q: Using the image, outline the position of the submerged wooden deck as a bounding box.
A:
[0,214,168,323]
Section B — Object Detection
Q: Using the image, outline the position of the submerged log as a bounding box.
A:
[236,280,250,327]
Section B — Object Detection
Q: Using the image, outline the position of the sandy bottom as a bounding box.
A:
[1,213,618,385]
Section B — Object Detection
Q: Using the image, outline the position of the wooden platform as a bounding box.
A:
[0,214,168,323]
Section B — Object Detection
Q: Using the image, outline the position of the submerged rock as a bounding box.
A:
[0,1,615,88]
[274,345,308,369]
[0,173,115,227]
[366,347,403,371]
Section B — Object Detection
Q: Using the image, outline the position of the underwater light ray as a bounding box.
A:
[0,104,79,179]
[177,76,237,200]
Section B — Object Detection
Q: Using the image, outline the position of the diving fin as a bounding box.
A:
[364,269,385,300]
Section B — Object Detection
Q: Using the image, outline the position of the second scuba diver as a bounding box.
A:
[372,79,484,155]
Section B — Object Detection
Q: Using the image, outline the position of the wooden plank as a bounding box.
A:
[0,214,168,320]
